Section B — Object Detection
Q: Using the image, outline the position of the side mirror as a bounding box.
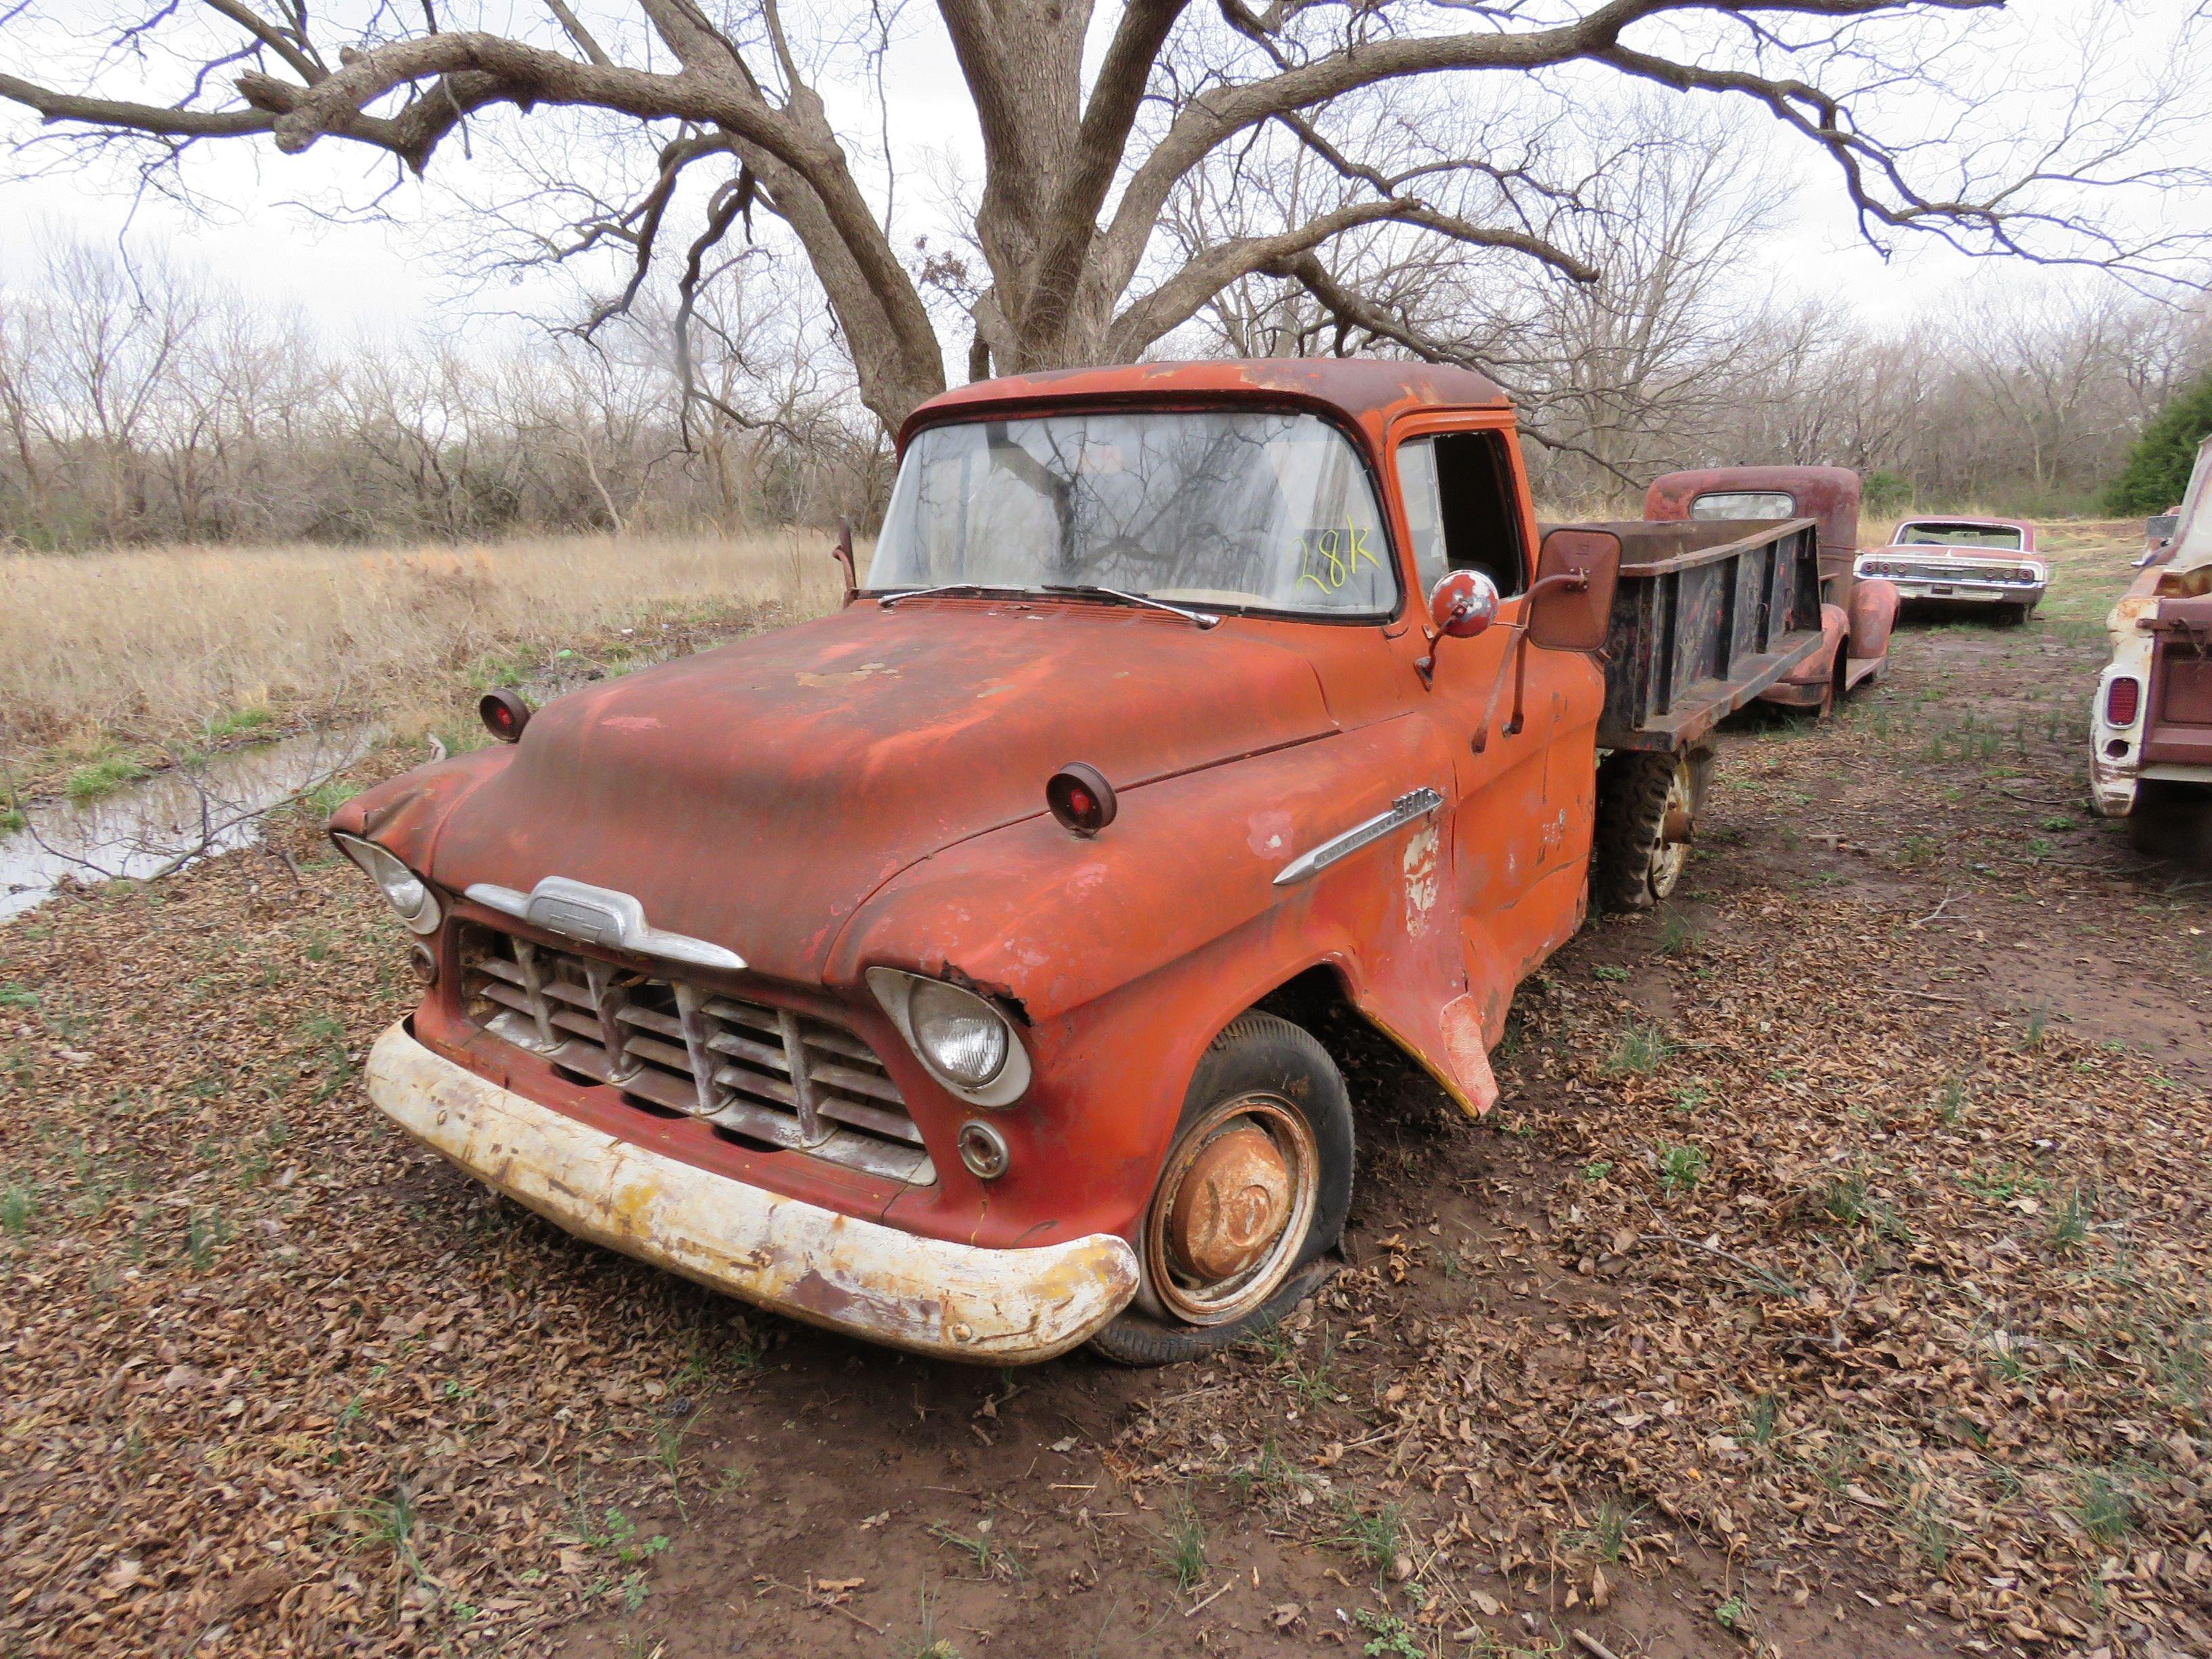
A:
[1527,528,1621,653]
[830,518,858,607]
[1429,569,1500,638]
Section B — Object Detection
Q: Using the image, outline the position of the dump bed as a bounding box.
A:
[1549,517,1827,752]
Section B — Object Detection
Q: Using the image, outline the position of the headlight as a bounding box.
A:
[866,968,1032,1107]
[333,833,442,935]
[911,979,1008,1084]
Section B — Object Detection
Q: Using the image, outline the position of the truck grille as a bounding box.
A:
[457,924,933,1185]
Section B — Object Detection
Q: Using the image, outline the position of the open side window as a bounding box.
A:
[1398,432,1528,598]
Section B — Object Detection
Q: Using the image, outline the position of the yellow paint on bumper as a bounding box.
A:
[366,1023,1139,1362]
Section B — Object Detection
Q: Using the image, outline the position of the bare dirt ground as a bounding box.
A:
[2,525,2207,1659]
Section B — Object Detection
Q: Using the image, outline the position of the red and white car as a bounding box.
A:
[1853,516,2047,623]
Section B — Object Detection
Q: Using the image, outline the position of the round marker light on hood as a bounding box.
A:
[480,688,531,743]
[1046,762,1116,836]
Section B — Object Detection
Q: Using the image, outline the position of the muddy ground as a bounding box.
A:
[2,527,2207,1659]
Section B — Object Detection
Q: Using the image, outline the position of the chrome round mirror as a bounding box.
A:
[1429,569,1500,639]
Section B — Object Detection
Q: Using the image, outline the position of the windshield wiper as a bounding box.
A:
[874,583,1021,608]
[1040,585,1221,630]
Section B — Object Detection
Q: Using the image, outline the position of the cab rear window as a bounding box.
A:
[1689,491,1795,520]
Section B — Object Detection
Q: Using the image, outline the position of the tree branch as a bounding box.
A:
[1110,194,1595,358]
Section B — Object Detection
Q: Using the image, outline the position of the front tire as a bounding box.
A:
[1089,1014,1353,1366]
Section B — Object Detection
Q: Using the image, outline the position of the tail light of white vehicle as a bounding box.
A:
[2106,676,2142,728]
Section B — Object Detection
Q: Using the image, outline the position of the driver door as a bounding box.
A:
[1396,422,1587,1034]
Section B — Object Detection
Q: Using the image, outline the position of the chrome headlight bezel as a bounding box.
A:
[866,967,1031,1108]
[332,832,443,935]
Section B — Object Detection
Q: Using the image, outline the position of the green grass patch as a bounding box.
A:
[65,754,151,802]
[1605,1021,1675,1076]
[202,705,275,743]
[1657,1143,1708,1193]
[1328,1500,1406,1575]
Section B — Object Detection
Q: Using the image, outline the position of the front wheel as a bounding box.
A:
[1089,1014,1353,1366]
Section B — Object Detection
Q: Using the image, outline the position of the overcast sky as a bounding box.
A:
[3,0,2206,348]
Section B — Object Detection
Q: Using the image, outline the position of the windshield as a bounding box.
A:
[2170,435,2212,573]
[1896,522,2024,550]
[869,410,1396,617]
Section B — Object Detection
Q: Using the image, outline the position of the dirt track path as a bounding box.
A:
[2,527,2207,1659]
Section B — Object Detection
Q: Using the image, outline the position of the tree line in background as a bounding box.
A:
[1,231,2207,552]
[0,243,886,550]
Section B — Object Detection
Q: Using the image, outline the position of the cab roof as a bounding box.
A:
[899,358,1511,451]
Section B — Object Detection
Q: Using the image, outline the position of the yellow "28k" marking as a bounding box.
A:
[1296,515,1380,594]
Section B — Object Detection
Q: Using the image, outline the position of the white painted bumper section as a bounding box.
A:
[366,1023,1139,1362]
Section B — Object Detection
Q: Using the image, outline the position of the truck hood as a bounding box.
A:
[423,600,1338,983]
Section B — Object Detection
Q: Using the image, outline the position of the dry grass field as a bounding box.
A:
[0,533,848,794]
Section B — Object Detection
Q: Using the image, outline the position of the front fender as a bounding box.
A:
[329,745,514,872]
[832,716,1496,1242]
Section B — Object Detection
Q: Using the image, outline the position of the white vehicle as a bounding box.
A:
[2091,438,2212,859]
[1853,516,2047,623]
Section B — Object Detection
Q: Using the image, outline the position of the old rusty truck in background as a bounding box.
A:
[1645,466,1898,716]
[2094,434,2212,861]
[337,360,1828,1366]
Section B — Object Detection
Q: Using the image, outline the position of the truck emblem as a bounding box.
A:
[1272,788,1445,886]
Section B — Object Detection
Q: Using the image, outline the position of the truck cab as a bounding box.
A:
[336,361,1816,1365]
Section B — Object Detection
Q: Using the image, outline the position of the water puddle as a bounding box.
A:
[1,724,380,922]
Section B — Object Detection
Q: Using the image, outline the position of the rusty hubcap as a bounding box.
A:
[1146,1097,1319,1326]
[1649,755,1695,896]
[1166,1126,1292,1282]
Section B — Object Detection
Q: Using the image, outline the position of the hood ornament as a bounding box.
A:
[464,877,746,971]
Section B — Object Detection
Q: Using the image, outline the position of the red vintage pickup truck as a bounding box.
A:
[336,361,1828,1364]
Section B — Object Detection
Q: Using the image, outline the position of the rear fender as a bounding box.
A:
[1778,605,1849,685]
[1848,577,1900,661]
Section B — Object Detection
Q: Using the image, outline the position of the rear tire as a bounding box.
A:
[1090,1014,1353,1367]
[2127,783,2212,864]
[1594,747,1708,911]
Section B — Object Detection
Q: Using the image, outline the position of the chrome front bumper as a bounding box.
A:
[365,1023,1139,1362]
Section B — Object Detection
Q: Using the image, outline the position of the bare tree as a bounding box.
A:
[3,0,2203,435]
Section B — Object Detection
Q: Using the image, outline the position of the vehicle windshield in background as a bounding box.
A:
[1689,491,1795,520]
[868,410,1395,617]
[1895,523,2024,550]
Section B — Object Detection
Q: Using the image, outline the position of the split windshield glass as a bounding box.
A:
[867,409,1396,618]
